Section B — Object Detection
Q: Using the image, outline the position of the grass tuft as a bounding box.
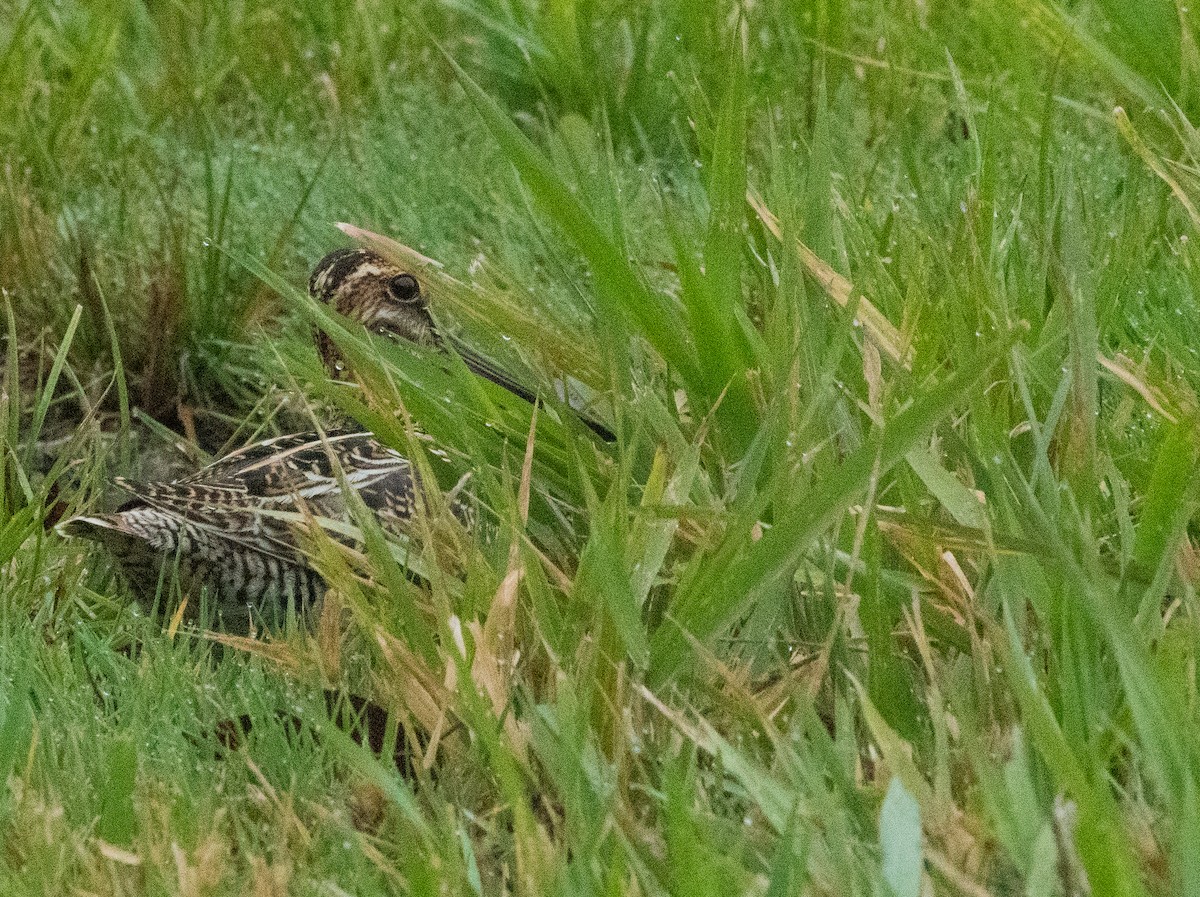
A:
[8,1,1200,893]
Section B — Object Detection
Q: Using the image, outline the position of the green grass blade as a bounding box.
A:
[444,49,702,392]
[649,336,1013,682]
[97,736,137,847]
[25,302,82,458]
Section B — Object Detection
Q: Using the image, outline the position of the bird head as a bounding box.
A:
[306,246,613,439]
[309,248,441,374]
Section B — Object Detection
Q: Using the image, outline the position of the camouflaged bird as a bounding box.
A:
[60,250,478,627]
[309,247,535,399]
[310,247,614,441]
[61,246,616,624]
[60,431,468,626]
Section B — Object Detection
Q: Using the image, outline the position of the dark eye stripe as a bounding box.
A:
[309,247,373,298]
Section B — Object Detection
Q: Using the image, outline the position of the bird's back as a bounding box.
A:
[61,431,456,627]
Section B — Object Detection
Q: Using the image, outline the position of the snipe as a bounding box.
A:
[311,247,614,440]
[59,248,510,625]
[60,430,469,623]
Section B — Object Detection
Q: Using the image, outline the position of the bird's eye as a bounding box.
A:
[376,325,391,335]
[387,273,420,302]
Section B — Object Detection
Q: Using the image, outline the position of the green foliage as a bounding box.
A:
[6,0,1200,894]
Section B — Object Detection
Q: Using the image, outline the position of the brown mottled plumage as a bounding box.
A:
[61,245,611,624]
[60,431,470,626]
[309,247,440,376]
[59,249,480,626]
[309,247,614,440]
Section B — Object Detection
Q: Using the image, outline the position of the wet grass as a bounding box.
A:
[5,0,1200,893]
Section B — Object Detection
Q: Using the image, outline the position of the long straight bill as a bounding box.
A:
[448,337,615,442]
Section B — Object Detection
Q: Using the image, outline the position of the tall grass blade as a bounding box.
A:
[650,337,1013,682]
[444,50,702,392]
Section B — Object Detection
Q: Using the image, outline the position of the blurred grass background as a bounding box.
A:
[7,0,1200,893]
